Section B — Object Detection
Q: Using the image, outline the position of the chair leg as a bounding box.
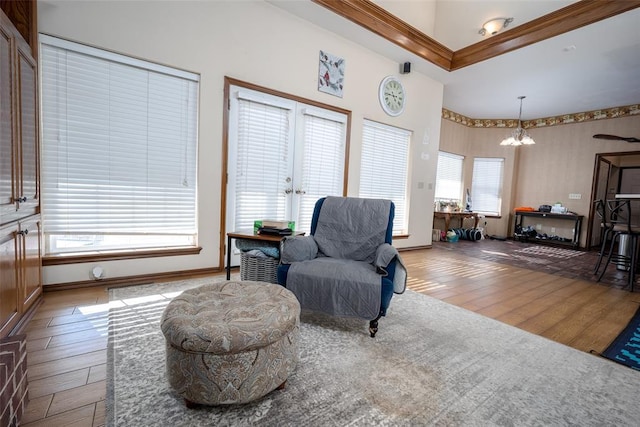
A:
[597,232,620,282]
[593,228,611,275]
[630,235,638,292]
[369,313,383,338]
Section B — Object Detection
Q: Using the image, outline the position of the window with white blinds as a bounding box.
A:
[233,96,292,231]
[434,151,464,202]
[40,35,199,254]
[227,86,346,240]
[359,120,411,234]
[296,108,346,233]
[471,157,504,215]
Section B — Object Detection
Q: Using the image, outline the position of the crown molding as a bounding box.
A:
[451,0,640,70]
[312,0,452,70]
[312,0,640,71]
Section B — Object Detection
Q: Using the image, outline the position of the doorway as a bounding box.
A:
[587,151,640,250]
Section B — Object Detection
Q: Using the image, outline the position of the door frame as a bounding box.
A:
[219,76,351,269]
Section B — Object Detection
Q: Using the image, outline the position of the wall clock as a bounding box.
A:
[379,75,406,116]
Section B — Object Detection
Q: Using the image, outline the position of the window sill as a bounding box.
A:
[393,234,410,240]
[43,246,202,266]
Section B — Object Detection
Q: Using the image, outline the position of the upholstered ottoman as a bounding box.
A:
[160,280,300,407]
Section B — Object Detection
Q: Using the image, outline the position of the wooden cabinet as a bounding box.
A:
[0,224,19,337]
[17,216,41,312]
[16,38,38,216]
[0,6,41,339]
[0,218,39,337]
[0,8,38,225]
[0,13,15,223]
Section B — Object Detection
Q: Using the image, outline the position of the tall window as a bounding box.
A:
[434,151,464,205]
[359,120,411,234]
[471,157,504,215]
[40,35,199,254]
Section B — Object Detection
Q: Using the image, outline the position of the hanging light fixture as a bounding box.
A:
[478,17,513,36]
[500,96,535,146]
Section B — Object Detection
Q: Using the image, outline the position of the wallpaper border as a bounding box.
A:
[442,104,640,129]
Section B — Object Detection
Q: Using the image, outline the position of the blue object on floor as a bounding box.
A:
[602,306,640,371]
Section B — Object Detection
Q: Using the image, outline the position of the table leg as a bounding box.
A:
[226,234,232,280]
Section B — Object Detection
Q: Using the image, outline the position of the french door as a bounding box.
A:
[226,85,347,265]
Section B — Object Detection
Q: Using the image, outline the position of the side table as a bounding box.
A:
[226,230,303,280]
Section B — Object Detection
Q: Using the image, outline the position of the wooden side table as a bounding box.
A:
[226,230,303,280]
[433,211,479,232]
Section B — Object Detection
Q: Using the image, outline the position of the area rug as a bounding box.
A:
[106,277,640,426]
[432,240,638,290]
[602,306,640,371]
[512,245,585,260]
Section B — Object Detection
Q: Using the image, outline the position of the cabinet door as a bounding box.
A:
[16,40,38,216]
[0,224,19,338]
[0,20,17,224]
[19,215,41,312]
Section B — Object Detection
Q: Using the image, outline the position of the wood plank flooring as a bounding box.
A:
[20,243,640,426]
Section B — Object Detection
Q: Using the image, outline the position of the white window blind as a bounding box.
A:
[435,151,464,201]
[296,109,346,233]
[40,35,199,254]
[471,157,504,215]
[360,120,410,234]
[233,95,292,230]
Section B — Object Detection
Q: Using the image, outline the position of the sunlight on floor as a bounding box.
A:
[481,249,512,257]
[407,277,448,292]
[76,299,126,315]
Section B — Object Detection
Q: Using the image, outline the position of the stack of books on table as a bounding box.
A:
[254,220,295,236]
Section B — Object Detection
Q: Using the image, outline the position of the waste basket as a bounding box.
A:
[617,234,630,271]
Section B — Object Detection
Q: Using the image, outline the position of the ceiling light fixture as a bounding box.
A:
[479,17,513,36]
[500,96,535,146]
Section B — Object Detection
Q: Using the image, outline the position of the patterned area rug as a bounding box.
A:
[512,245,585,259]
[432,240,636,290]
[602,307,640,371]
[107,277,640,426]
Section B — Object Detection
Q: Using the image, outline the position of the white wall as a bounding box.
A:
[38,0,444,285]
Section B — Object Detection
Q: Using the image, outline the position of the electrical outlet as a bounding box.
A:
[536,224,542,230]
[551,227,556,233]
[569,193,582,200]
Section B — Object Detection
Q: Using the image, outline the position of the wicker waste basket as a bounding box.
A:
[240,251,279,284]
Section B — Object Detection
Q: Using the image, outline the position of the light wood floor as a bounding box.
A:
[20,246,640,426]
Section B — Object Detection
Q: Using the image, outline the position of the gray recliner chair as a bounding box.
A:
[277,196,406,337]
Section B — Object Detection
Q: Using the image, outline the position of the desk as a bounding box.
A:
[226,230,303,280]
[513,211,583,247]
[433,211,479,232]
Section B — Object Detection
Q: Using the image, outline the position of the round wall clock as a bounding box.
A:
[379,75,406,116]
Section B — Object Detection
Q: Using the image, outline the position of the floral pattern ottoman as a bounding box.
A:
[160,280,300,407]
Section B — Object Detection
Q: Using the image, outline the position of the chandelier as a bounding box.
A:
[500,96,535,146]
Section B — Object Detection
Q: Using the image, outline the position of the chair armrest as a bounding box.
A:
[375,243,407,294]
[280,235,318,264]
[374,243,397,273]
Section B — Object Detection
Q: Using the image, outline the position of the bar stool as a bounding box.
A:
[596,199,640,291]
[592,199,614,276]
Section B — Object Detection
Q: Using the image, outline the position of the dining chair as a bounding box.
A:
[592,199,613,275]
[596,199,640,291]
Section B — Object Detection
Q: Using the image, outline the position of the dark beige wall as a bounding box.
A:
[439,115,640,245]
